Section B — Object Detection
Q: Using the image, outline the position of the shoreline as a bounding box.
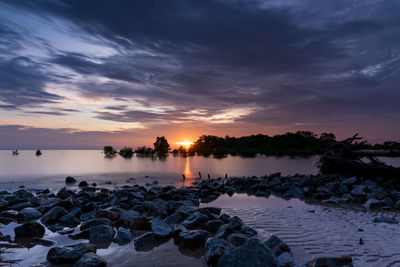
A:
[0,174,369,266]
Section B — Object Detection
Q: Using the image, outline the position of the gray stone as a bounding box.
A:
[134,232,157,251]
[150,217,173,240]
[181,212,209,229]
[217,237,278,267]
[120,210,140,220]
[229,216,244,230]
[228,233,249,247]
[363,199,384,210]
[41,206,68,225]
[176,230,208,248]
[89,225,115,248]
[113,227,133,245]
[80,218,112,231]
[65,176,77,184]
[14,222,45,239]
[205,238,234,265]
[242,225,257,236]
[164,213,182,225]
[74,252,107,267]
[277,252,295,267]
[20,207,41,222]
[47,243,96,264]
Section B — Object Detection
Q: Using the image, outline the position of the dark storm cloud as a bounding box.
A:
[1,0,400,142]
[0,56,62,108]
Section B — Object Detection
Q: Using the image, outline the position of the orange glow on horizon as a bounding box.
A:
[176,141,193,149]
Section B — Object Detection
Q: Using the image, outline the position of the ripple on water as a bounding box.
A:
[202,194,400,267]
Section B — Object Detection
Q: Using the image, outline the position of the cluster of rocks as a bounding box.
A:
[193,173,400,213]
[0,176,355,266]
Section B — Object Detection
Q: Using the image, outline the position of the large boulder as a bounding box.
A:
[89,225,115,248]
[306,256,353,267]
[217,237,278,267]
[47,243,96,264]
[14,222,45,239]
[74,252,107,267]
[176,230,208,248]
[20,207,41,222]
[181,212,209,229]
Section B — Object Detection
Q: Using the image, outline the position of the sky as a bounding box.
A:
[0,0,400,149]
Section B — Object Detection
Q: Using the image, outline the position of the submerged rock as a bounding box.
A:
[47,243,96,264]
[74,252,107,267]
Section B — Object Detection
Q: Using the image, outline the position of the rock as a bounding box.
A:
[79,181,89,187]
[41,206,68,225]
[350,186,366,197]
[134,232,158,251]
[95,209,120,221]
[395,200,400,209]
[264,235,291,256]
[229,216,244,230]
[363,199,384,210]
[181,212,209,229]
[150,217,172,240]
[113,227,133,245]
[69,229,90,240]
[89,225,115,248]
[241,225,257,236]
[47,243,96,264]
[228,233,249,247]
[66,176,77,184]
[373,217,398,224]
[205,238,234,265]
[306,255,353,267]
[20,207,41,222]
[175,204,196,218]
[215,224,234,240]
[176,230,208,248]
[164,213,182,225]
[203,219,224,233]
[60,213,80,227]
[120,210,140,220]
[74,252,107,267]
[277,252,294,267]
[217,237,278,267]
[127,216,151,231]
[80,218,112,231]
[29,238,56,247]
[342,177,357,185]
[14,222,45,239]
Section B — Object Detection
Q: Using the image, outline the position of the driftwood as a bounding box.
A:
[319,134,400,179]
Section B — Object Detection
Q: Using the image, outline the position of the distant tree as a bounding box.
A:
[153,136,170,155]
[119,147,134,158]
[35,149,42,156]
[319,132,336,147]
[135,146,155,156]
[103,146,117,158]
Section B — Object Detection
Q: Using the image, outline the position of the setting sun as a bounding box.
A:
[176,141,193,148]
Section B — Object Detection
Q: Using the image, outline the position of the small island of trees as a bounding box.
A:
[101,131,400,159]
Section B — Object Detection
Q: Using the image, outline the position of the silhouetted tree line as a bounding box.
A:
[189,131,337,157]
